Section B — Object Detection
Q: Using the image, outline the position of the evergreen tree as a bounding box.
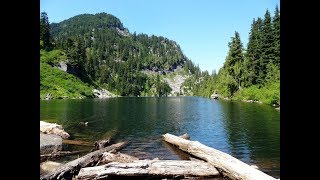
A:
[246,18,263,86]
[225,31,245,90]
[273,5,280,67]
[259,9,274,84]
[40,12,52,50]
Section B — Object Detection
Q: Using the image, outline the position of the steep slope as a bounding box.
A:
[41,12,200,98]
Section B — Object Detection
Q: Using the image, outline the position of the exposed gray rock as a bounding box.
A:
[58,61,67,72]
[45,93,52,100]
[40,121,70,139]
[164,75,188,96]
[93,89,117,98]
[116,27,130,36]
[210,90,219,99]
[40,133,62,154]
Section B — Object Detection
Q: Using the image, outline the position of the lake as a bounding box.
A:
[40,97,280,178]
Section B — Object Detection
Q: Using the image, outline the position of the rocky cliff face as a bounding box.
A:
[164,75,188,96]
[93,89,118,98]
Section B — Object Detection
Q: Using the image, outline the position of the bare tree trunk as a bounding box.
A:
[62,139,93,146]
[76,159,220,179]
[40,141,128,180]
[40,150,88,162]
[162,133,276,180]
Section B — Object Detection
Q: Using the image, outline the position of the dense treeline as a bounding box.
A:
[40,8,279,105]
[40,12,200,99]
[184,6,280,105]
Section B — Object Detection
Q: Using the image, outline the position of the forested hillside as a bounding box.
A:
[40,6,280,106]
[40,12,200,99]
[183,6,280,105]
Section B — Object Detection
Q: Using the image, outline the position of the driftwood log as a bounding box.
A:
[40,141,128,180]
[99,152,139,165]
[93,139,110,151]
[162,133,276,180]
[62,139,94,146]
[76,159,220,179]
[92,129,118,151]
[40,150,88,162]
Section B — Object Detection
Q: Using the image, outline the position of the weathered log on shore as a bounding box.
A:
[40,141,128,180]
[41,161,63,175]
[40,150,88,162]
[92,129,118,151]
[94,139,111,150]
[162,133,276,180]
[99,152,139,164]
[76,159,220,179]
[62,139,94,146]
[179,133,190,140]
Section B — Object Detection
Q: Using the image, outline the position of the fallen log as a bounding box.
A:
[62,139,94,146]
[99,152,139,164]
[41,161,63,175]
[40,150,88,162]
[162,133,276,180]
[76,159,220,179]
[93,139,110,151]
[40,141,128,180]
[92,129,118,151]
[179,133,190,140]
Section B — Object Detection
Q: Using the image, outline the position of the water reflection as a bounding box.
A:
[40,97,280,178]
[220,101,280,177]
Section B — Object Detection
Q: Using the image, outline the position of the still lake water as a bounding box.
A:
[40,97,280,178]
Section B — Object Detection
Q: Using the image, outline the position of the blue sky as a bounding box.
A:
[40,0,280,73]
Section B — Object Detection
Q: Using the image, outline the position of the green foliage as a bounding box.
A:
[45,12,197,97]
[40,49,67,66]
[40,61,94,99]
[233,81,280,105]
[186,5,280,106]
[40,49,94,99]
[40,12,52,50]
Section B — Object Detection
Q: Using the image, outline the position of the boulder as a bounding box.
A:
[40,133,62,154]
[40,121,70,139]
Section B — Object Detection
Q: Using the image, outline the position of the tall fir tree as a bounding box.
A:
[246,18,263,86]
[224,31,245,93]
[273,5,280,68]
[226,32,245,88]
[40,12,51,50]
[259,9,274,84]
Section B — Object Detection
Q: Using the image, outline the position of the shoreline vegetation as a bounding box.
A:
[40,121,278,179]
[40,7,280,108]
[40,5,279,108]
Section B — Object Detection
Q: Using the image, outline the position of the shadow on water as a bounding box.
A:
[162,141,191,160]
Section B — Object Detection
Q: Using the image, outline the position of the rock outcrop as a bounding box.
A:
[210,90,219,99]
[40,133,63,154]
[58,61,68,72]
[164,75,188,96]
[93,89,117,98]
[40,121,70,139]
